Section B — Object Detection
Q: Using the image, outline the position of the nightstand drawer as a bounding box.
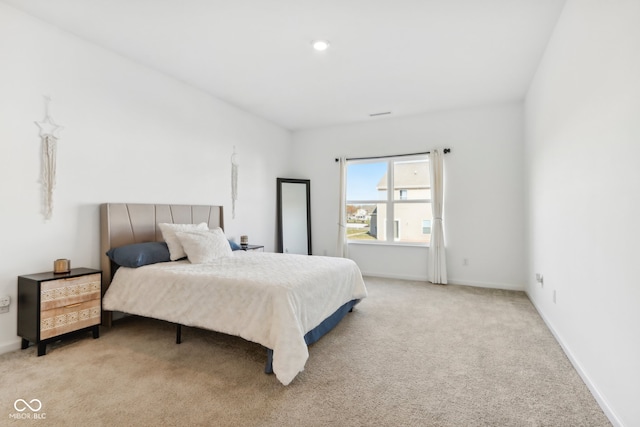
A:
[40,273,101,311]
[40,298,101,340]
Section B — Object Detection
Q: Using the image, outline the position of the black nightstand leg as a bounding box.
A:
[21,338,29,350]
[92,325,100,339]
[37,343,46,357]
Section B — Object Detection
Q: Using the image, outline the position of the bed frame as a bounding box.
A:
[100,202,359,376]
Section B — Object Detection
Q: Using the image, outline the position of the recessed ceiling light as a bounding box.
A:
[312,40,330,51]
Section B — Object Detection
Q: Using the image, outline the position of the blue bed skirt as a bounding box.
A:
[264,298,360,374]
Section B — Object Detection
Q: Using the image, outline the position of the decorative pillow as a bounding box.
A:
[106,242,171,268]
[175,228,232,264]
[228,239,242,251]
[158,222,208,261]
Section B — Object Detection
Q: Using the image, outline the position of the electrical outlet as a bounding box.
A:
[0,295,10,314]
[535,273,544,287]
[462,258,469,266]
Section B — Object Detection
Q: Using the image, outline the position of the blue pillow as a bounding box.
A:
[228,239,242,251]
[106,242,171,268]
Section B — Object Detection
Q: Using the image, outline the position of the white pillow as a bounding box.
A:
[175,228,232,264]
[158,222,208,261]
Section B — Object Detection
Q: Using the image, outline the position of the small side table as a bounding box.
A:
[242,245,264,252]
[17,268,101,356]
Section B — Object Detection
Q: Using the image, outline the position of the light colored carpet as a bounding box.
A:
[1,277,609,426]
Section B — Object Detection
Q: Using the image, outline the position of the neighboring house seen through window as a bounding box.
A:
[345,155,431,244]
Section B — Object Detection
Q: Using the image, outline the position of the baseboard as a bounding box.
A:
[0,338,22,355]
[526,293,623,427]
[361,271,429,282]
[448,279,525,291]
[361,272,525,291]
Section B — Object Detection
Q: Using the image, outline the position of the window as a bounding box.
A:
[345,155,432,244]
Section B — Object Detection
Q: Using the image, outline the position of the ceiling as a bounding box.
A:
[4,0,566,131]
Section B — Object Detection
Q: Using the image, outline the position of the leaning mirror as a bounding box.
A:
[277,178,311,255]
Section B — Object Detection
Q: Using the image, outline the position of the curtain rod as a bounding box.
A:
[334,148,450,162]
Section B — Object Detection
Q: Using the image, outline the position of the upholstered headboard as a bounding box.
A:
[100,203,223,326]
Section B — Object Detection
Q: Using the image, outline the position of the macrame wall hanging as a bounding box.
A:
[231,146,239,219]
[35,96,63,221]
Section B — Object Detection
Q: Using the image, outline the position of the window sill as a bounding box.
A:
[347,240,429,248]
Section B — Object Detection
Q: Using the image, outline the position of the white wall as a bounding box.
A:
[0,4,291,353]
[291,103,526,290]
[525,1,640,425]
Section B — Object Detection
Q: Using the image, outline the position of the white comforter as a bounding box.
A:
[103,251,367,385]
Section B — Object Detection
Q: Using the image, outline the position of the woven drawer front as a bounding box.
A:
[40,274,101,311]
[40,298,101,339]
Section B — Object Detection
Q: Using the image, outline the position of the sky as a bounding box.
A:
[346,162,387,201]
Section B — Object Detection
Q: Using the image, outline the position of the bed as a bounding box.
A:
[100,203,367,385]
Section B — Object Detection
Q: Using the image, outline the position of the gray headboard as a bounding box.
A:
[100,203,223,326]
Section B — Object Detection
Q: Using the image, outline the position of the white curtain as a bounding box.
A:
[337,157,348,258]
[428,150,447,284]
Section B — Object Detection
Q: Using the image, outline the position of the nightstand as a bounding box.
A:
[242,245,264,252]
[17,268,102,356]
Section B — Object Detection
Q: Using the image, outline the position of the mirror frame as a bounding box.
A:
[277,178,312,255]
